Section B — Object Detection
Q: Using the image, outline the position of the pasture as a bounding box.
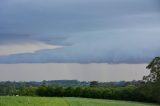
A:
[0,96,158,106]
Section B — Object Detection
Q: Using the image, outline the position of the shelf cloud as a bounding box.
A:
[0,0,160,64]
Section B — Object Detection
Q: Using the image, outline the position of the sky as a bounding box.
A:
[0,0,160,81]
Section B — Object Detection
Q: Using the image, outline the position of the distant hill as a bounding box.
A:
[0,80,141,88]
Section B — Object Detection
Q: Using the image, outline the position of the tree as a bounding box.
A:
[90,81,98,87]
[42,80,47,86]
[36,86,47,96]
[143,57,160,83]
[143,57,160,103]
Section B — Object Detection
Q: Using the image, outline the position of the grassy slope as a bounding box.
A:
[0,96,158,106]
[66,97,158,106]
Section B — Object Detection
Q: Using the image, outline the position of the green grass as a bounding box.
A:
[0,96,158,106]
[65,97,158,106]
[0,96,68,106]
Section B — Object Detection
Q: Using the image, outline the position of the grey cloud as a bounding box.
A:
[0,0,160,63]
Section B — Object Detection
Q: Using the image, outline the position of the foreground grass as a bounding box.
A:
[66,97,158,106]
[0,96,68,106]
[0,96,158,106]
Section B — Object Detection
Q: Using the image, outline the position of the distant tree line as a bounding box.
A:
[0,81,159,103]
[35,85,147,101]
[3,82,157,103]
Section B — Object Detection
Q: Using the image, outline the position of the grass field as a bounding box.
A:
[0,96,158,106]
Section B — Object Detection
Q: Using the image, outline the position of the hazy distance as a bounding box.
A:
[0,63,149,82]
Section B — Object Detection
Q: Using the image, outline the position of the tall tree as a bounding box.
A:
[143,57,160,83]
[143,57,160,103]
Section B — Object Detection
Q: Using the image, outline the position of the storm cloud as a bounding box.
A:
[0,0,160,63]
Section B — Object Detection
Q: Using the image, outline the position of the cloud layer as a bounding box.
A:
[0,0,160,63]
[0,42,63,56]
